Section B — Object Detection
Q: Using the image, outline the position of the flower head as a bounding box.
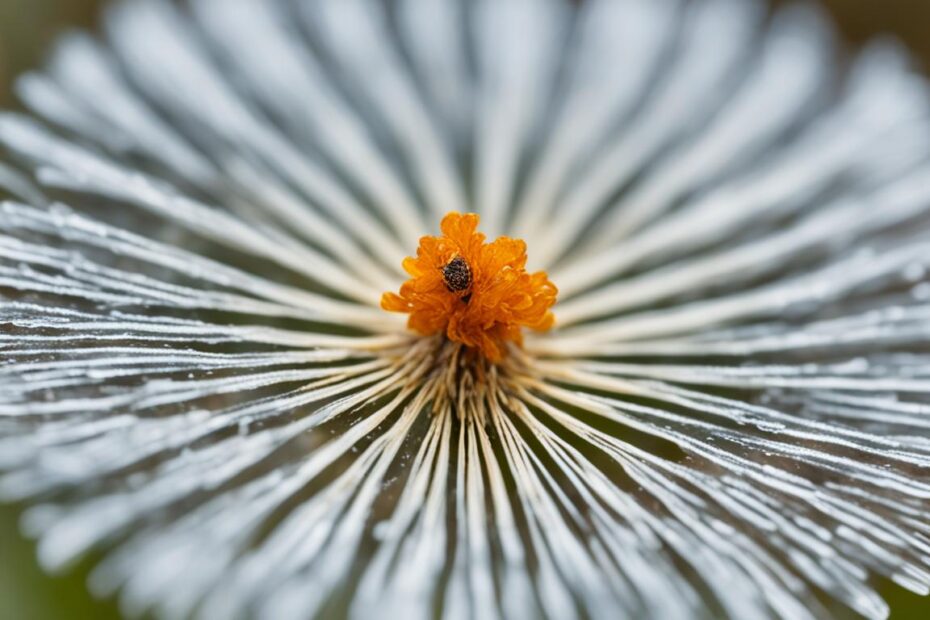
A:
[382,212,557,360]
[1,0,930,619]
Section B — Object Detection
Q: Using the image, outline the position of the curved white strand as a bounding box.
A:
[505,401,698,618]
[15,73,132,156]
[255,382,436,620]
[510,0,680,242]
[507,398,696,618]
[556,158,930,322]
[443,418,500,620]
[587,2,829,250]
[513,387,809,619]
[553,45,930,299]
[0,349,359,394]
[531,0,765,268]
[535,366,930,469]
[190,0,426,250]
[576,360,930,398]
[2,359,417,509]
[219,157,403,287]
[350,410,452,619]
[532,303,930,359]
[488,402,587,620]
[0,161,47,205]
[92,381,424,618]
[0,202,394,324]
[472,404,542,620]
[0,360,390,419]
[105,0,408,265]
[307,0,467,221]
[396,0,473,143]
[0,302,406,353]
[0,234,385,328]
[526,382,930,617]
[472,0,566,238]
[0,117,384,304]
[40,34,217,185]
[577,4,834,255]
[551,239,930,346]
[805,392,930,431]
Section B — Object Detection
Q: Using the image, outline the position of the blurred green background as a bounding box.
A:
[1,0,930,618]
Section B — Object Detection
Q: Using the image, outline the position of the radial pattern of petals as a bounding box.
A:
[0,1,930,620]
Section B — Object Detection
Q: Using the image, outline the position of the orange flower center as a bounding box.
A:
[381,212,557,362]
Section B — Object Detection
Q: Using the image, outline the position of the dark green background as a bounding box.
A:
[1,1,930,618]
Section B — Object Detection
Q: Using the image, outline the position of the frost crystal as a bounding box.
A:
[2,0,930,619]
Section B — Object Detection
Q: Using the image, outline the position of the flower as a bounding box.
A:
[381,212,557,361]
[1,0,930,619]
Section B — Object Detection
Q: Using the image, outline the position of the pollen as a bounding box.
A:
[381,212,557,362]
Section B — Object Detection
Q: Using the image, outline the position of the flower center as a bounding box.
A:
[381,212,558,362]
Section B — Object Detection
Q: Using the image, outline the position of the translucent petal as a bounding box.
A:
[2,0,930,619]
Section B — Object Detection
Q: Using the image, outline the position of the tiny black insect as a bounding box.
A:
[442,256,472,294]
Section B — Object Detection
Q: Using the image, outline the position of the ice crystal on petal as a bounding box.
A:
[1,0,930,619]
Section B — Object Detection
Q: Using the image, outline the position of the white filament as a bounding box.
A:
[1,1,929,619]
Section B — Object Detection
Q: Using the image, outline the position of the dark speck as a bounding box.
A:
[442,256,472,293]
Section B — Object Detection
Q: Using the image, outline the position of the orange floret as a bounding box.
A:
[382,212,557,361]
